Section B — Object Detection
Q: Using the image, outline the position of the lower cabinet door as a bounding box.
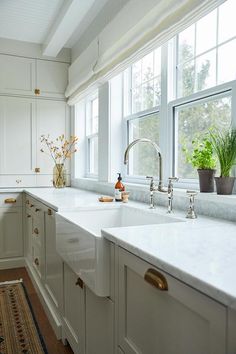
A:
[85,286,114,354]
[44,210,63,311]
[63,263,85,354]
[0,208,23,258]
[118,248,227,354]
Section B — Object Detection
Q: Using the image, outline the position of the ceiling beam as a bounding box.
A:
[42,0,96,57]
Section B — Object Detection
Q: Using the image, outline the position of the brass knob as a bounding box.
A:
[27,214,31,218]
[30,204,34,208]
[4,198,16,204]
[75,278,84,289]
[48,209,52,216]
[34,88,40,95]
[34,228,39,235]
[35,208,40,212]
[34,258,39,266]
[35,167,40,173]
[144,268,168,291]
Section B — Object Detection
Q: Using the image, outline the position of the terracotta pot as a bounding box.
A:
[214,176,235,195]
[197,169,216,193]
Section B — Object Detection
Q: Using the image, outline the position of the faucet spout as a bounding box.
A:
[124,138,165,191]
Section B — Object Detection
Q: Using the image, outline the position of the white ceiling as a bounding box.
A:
[0,0,127,57]
[0,0,65,44]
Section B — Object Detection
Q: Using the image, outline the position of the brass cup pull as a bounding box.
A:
[4,198,16,204]
[27,214,31,218]
[34,258,39,266]
[34,228,39,235]
[75,278,84,289]
[48,209,52,216]
[144,268,168,291]
[30,204,34,208]
[35,208,40,212]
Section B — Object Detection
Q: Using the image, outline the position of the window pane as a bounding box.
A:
[219,0,236,44]
[218,39,236,84]
[196,10,217,55]
[154,48,161,76]
[132,60,142,88]
[176,96,231,179]
[177,59,195,97]
[89,136,98,175]
[123,68,131,117]
[91,98,98,134]
[142,52,154,82]
[142,81,154,111]
[128,113,160,177]
[196,50,216,91]
[178,25,195,64]
[132,86,142,114]
[154,77,161,106]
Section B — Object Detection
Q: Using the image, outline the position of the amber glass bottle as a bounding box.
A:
[115,173,125,201]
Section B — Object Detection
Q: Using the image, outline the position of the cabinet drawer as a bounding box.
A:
[0,175,36,187]
[118,247,227,354]
[0,193,22,208]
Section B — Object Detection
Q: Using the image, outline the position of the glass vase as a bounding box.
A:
[53,163,66,188]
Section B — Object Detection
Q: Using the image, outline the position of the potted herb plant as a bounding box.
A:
[183,135,216,192]
[210,128,236,195]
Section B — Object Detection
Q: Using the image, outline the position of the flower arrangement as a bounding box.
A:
[40,134,78,164]
[40,134,78,188]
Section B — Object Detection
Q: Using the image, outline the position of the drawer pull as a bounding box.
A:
[30,204,34,208]
[34,228,39,235]
[34,258,39,266]
[75,278,84,289]
[144,268,168,291]
[48,209,52,216]
[27,214,31,218]
[4,198,16,204]
[35,208,40,212]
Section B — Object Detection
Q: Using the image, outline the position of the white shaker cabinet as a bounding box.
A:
[63,263,85,354]
[35,99,70,175]
[0,54,35,96]
[36,60,69,99]
[85,287,114,354]
[118,247,227,354]
[44,208,63,312]
[0,96,36,175]
[0,194,23,259]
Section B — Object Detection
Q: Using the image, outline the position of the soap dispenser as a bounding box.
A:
[115,173,125,201]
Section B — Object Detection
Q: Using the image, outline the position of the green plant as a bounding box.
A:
[183,135,216,170]
[210,128,236,177]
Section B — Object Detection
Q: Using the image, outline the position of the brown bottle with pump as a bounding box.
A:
[115,173,125,202]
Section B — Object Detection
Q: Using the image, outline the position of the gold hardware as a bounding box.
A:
[34,88,40,95]
[75,278,84,289]
[34,258,39,266]
[30,204,34,208]
[4,198,16,204]
[48,209,52,216]
[27,214,31,218]
[35,208,40,212]
[35,167,40,173]
[144,268,168,291]
[34,228,39,235]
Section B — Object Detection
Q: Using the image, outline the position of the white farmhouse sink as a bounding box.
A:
[56,204,181,296]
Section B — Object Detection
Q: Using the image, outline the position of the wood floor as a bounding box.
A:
[0,267,73,354]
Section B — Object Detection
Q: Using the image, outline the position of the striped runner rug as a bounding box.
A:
[0,279,47,354]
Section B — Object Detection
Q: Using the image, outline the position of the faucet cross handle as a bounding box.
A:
[186,190,198,219]
[146,176,155,190]
[168,177,179,183]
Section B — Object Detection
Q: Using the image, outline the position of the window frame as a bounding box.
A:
[85,92,99,178]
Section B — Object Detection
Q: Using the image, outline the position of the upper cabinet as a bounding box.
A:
[0,54,35,96]
[0,54,69,99]
[36,60,69,99]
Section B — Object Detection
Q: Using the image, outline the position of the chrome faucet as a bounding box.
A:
[167,177,179,213]
[124,138,166,208]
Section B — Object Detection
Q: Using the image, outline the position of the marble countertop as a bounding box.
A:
[1,187,236,309]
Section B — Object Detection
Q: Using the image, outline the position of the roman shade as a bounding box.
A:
[66,0,225,105]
